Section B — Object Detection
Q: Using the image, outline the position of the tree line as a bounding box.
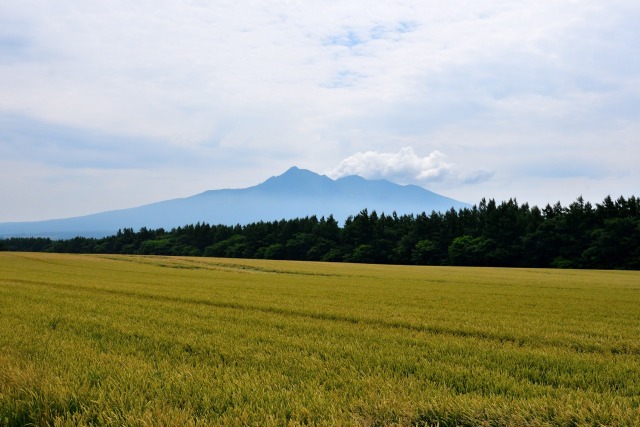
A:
[2,195,639,270]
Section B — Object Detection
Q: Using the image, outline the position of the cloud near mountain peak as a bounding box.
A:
[326,147,492,186]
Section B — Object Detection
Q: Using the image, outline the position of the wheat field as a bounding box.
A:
[0,252,639,426]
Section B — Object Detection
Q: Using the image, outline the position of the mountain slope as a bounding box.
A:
[0,167,469,238]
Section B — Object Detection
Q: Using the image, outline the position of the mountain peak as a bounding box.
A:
[280,166,321,177]
[0,166,470,238]
[258,167,333,193]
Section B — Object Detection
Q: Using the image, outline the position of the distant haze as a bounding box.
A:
[0,167,469,239]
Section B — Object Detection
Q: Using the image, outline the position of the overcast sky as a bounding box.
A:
[1,0,639,222]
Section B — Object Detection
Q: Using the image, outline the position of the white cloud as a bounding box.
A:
[326,147,492,187]
[1,0,627,146]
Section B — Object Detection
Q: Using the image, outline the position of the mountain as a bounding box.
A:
[0,167,470,239]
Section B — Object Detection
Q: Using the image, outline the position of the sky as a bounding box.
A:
[1,0,639,222]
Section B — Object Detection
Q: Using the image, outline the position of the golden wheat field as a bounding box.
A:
[0,252,639,426]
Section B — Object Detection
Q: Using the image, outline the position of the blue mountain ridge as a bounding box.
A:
[0,167,470,239]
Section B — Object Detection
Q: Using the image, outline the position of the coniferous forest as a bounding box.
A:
[2,195,639,270]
